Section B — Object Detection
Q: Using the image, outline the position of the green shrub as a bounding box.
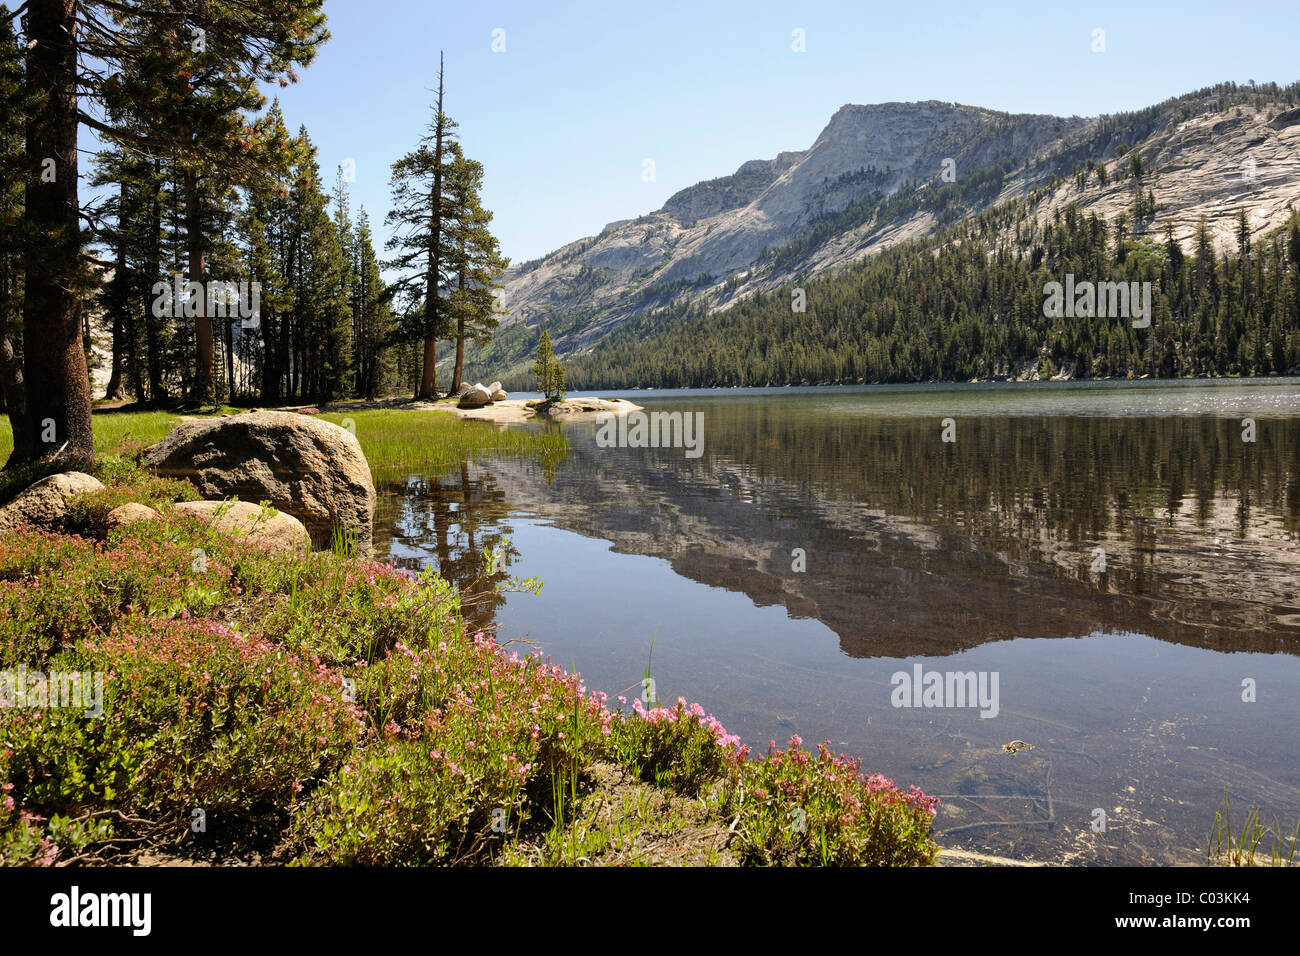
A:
[723,737,941,866]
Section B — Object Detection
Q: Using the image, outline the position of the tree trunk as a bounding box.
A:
[260,310,280,402]
[0,334,30,453]
[416,54,446,400]
[450,270,466,395]
[144,167,165,402]
[187,171,215,404]
[224,314,235,404]
[103,181,128,400]
[418,337,438,398]
[8,0,93,467]
[104,311,126,400]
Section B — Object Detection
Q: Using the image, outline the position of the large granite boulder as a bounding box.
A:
[142,411,376,552]
[173,501,310,553]
[459,383,492,408]
[0,472,105,532]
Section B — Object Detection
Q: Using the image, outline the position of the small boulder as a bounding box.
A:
[459,384,492,408]
[142,411,376,553]
[486,381,508,402]
[0,471,105,532]
[105,502,161,531]
[174,500,310,553]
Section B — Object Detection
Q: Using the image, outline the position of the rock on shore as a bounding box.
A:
[0,472,104,532]
[142,411,376,553]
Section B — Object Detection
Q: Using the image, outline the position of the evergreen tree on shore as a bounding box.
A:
[4,0,328,466]
[386,51,456,400]
[444,142,508,395]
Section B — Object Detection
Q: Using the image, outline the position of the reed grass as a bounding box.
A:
[1209,793,1300,866]
[317,409,567,484]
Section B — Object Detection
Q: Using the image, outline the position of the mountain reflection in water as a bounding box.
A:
[374,383,1300,864]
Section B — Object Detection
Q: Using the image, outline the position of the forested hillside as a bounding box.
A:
[467,81,1300,390]
[550,203,1300,389]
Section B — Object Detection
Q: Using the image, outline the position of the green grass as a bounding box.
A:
[317,409,567,485]
[0,407,566,487]
[1209,794,1300,866]
[0,410,182,464]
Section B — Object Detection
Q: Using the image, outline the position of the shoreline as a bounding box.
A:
[312,395,645,425]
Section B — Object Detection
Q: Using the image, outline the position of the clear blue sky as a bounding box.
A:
[264,0,1299,265]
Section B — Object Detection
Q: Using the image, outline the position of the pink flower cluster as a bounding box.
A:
[632,695,746,752]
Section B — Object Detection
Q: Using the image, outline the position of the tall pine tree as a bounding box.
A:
[386,51,456,399]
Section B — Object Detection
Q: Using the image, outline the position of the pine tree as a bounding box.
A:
[532,330,565,400]
[287,129,350,401]
[353,208,394,399]
[386,51,456,399]
[239,101,299,403]
[444,142,508,394]
[5,1,328,464]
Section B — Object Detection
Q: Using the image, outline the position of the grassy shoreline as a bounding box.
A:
[0,411,941,866]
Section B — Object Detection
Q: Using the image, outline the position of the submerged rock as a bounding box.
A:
[537,397,641,420]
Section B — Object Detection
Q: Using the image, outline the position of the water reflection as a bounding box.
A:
[369,384,1300,863]
[378,462,518,636]
[419,412,1300,658]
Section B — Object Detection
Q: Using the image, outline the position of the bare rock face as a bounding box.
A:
[490,387,509,402]
[459,384,493,408]
[105,502,160,531]
[0,472,104,532]
[142,412,375,552]
[173,500,310,553]
[490,92,1300,375]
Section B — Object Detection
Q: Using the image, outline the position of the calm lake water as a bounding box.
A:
[375,379,1300,864]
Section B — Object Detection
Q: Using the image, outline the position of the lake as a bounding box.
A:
[375,379,1300,864]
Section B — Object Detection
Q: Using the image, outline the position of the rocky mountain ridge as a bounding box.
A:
[466,83,1300,378]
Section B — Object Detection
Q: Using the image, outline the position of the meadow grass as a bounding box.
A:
[0,407,566,487]
[0,410,183,463]
[317,409,567,484]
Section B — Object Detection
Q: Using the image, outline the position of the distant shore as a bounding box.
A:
[304,395,644,425]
